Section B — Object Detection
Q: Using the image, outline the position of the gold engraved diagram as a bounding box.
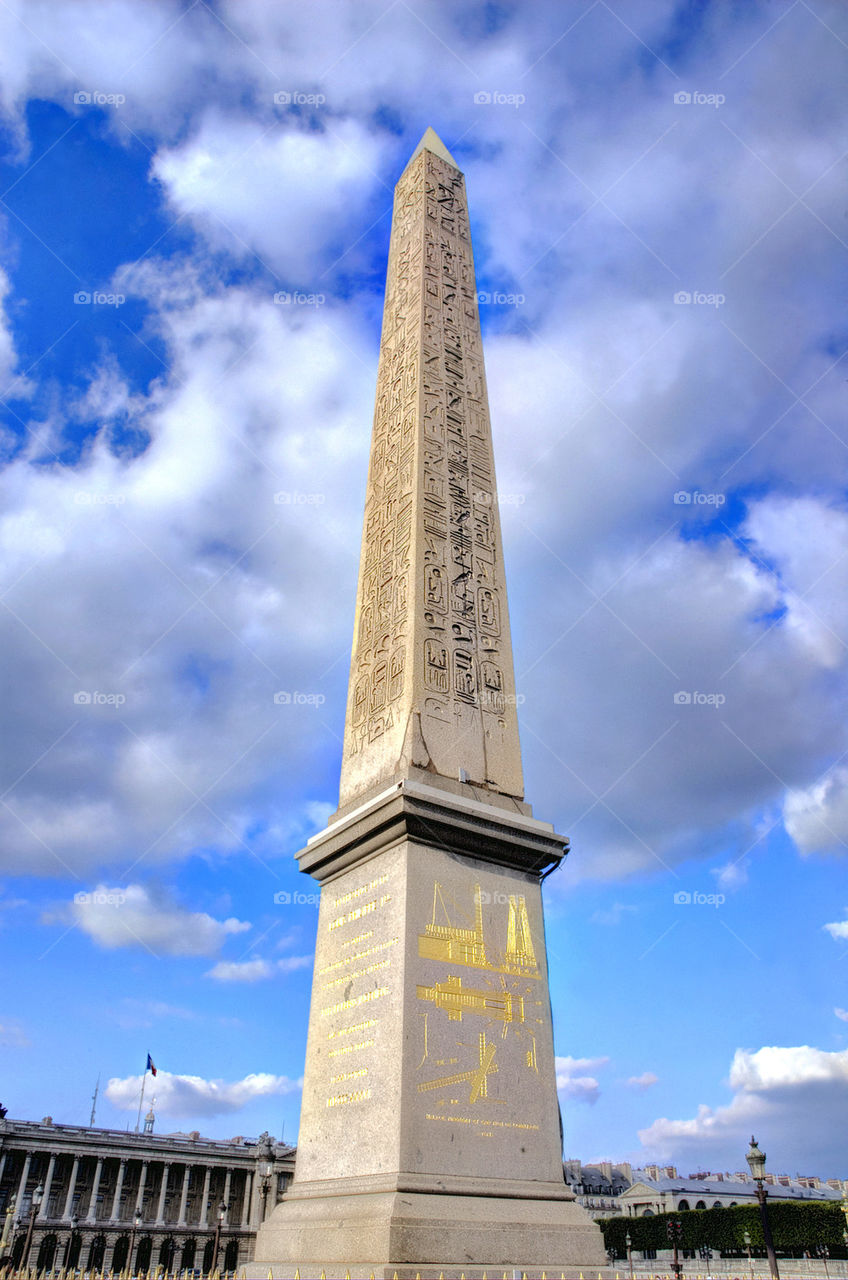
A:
[416,974,523,1025]
[418,882,540,979]
[418,1032,498,1103]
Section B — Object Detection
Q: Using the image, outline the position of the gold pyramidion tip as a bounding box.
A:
[408,126,460,170]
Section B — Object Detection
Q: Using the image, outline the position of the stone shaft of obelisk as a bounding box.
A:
[339,139,524,809]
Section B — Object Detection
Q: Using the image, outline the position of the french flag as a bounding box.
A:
[146,1054,157,1077]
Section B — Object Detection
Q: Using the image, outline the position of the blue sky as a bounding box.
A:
[1,0,847,1177]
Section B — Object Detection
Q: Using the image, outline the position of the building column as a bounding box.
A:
[16,1153,32,1212]
[239,1171,250,1227]
[110,1158,127,1221]
[199,1167,212,1227]
[62,1157,80,1220]
[177,1165,190,1227]
[86,1157,104,1222]
[0,1153,6,1184]
[156,1162,171,1225]
[37,1153,57,1219]
[136,1160,149,1216]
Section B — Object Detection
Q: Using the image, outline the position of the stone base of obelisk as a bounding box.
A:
[251,1182,607,1278]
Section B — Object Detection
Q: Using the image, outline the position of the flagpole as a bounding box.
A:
[135,1064,148,1133]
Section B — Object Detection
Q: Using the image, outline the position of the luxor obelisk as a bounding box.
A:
[254,128,606,1279]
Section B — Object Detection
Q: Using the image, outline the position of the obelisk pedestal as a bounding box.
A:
[252,128,606,1278]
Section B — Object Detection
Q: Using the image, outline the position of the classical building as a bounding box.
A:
[0,1113,294,1272]
[563,1161,635,1219]
[618,1171,844,1217]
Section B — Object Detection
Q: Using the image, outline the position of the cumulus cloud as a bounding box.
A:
[823,917,848,942]
[105,1069,301,1118]
[556,1055,610,1105]
[639,1045,848,1170]
[205,955,311,982]
[57,884,250,956]
[785,766,848,856]
[627,1072,659,1091]
[835,1009,848,1022]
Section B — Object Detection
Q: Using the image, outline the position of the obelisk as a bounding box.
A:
[253,128,606,1279]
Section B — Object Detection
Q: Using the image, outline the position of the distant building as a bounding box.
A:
[0,1114,294,1272]
[563,1160,635,1219]
[618,1171,844,1217]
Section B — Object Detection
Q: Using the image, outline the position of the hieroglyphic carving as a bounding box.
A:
[340,141,524,805]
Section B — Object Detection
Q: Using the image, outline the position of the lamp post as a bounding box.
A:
[743,1229,754,1280]
[22,1182,43,1270]
[210,1200,227,1273]
[63,1213,80,1269]
[746,1137,780,1280]
[817,1245,830,1279]
[255,1132,275,1225]
[127,1207,142,1276]
[626,1230,634,1280]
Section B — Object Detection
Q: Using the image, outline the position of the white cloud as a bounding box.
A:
[785,766,848,857]
[0,1019,30,1048]
[590,902,638,926]
[105,1068,301,1118]
[205,955,312,982]
[823,917,848,942]
[835,1009,848,1022]
[626,1072,659,1091]
[639,1045,848,1170]
[555,1055,610,1105]
[60,884,250,956]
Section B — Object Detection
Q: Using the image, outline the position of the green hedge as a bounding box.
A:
[600,1202,848,1259]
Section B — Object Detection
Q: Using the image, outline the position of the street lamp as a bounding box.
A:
[746,1137,780,1280]
[22,1182,43,1270]
[210,1200,228,1273]
[817,1245,830,1279]
[63,1213,80,1269]
[127,1207,142,1276]
[255,1132,275,1224]
[625,1230,634,1280]
[743,1229,754,1280]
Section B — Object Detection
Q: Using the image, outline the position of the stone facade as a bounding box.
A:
[0,1115,294,1272]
